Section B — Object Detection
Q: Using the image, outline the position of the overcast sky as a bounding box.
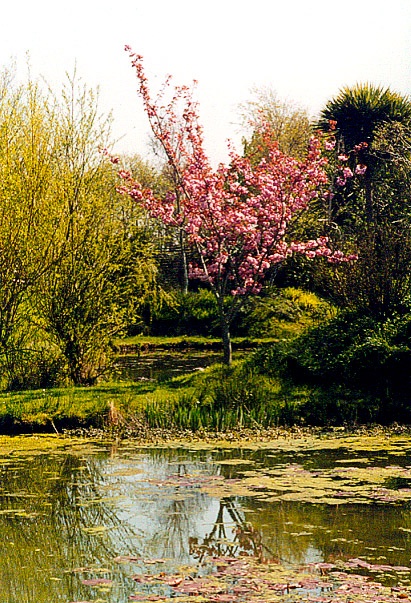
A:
[1,0,411,164]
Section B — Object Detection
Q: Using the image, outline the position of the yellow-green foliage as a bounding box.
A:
[245,287,336,339]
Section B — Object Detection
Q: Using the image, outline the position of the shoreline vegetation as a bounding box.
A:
[2,284,411,436]
[0,288,329,436]
[1,423,411,450]
[0,335,272,436]
[0,329,405,437]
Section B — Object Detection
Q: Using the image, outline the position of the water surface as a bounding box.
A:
[2,434,411,602]
[113,351,223,381]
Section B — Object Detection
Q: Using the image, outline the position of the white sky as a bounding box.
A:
[1,0,411,164]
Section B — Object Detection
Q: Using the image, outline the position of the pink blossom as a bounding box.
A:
[338,154,349,162]
[355,163,367,175]
[343,167,353,179]
[353,142,369,153]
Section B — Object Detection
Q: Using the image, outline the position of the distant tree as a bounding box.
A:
[240,87,312,161]
[116,48,354,365]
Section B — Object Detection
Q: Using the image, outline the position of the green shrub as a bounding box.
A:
[129,360,299,431]
[136,286,335,341]
[3,347,66,392]
[149,289,221,337]
[177,363,298,430]
[250,309,411,425]
[241,287,336,339]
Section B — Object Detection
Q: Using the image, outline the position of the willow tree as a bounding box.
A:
[0,65,69,387]
[0,64,161,389]
[34,75,160,385]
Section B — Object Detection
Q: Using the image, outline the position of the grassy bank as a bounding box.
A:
[0,356,311,435]
[4,288,406,435]
[0,289,359,434]
[1,347,408,435]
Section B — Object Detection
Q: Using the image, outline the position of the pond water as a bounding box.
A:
[113,351,224,382]
[2,434,411,603]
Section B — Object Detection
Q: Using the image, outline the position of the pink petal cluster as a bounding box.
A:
[324,138,336,151]
[355,163,367,175]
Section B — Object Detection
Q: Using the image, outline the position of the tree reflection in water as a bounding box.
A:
[132,452,278,563]
[188,497,279,563]
[0,447,141,603]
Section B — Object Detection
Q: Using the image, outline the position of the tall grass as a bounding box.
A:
[127,363,300,432]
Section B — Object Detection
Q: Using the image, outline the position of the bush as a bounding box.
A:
[149,289,221,337]
[236,287,335,339]
[143,286,335,340]
[2,347,66,392]
[132,361,298,431]
[250,310,411,425]
[199,365,283,428]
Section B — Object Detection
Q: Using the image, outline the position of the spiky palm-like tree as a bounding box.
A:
[320,83,411,149]
[315,84,411,318]
[318,83,411,222]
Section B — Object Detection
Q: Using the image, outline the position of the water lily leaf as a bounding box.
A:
[111,468,145,476]
[132,575,161,584]
[81,578,113,586]
[173,580,205,594]
[114,555,141,563]
[167,577,183,587]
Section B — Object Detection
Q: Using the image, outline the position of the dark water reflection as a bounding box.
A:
[1,440,411,602]
[113,351,226,382]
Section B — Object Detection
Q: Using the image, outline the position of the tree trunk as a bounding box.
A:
[221,317,232,366]
[179,229,189,294]
[365,173,374,224]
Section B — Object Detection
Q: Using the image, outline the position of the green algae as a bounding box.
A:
[4,431,411,506]
[203,463,411,504]
[112,430,411,505]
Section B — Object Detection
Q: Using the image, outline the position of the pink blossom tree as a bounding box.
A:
[116,48,355,365]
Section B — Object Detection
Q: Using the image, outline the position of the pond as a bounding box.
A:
[113,351,224,382]
[2,433,411,603]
